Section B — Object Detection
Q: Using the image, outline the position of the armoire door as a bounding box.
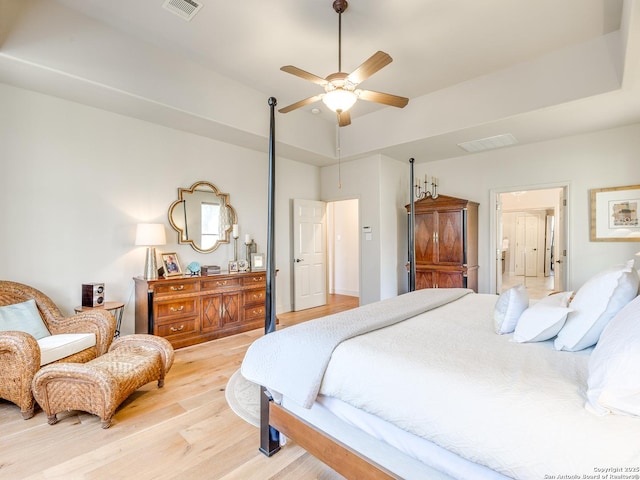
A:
[437,210,464,265]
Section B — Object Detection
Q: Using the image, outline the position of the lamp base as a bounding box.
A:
[144,247,158,280]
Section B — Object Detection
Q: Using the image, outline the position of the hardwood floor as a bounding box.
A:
[0,295,358,480]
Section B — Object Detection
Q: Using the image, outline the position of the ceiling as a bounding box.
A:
[1,0,639,166]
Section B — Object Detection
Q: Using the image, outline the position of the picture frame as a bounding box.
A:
[251,253,266,271]
[228,260,239,273]
[590,184,640,242]
[161,253,183,276]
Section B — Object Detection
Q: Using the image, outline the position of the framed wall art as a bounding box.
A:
[228,260,239,273]
[161,253,183,276]
[251,253,266,271]
[590,184,640,241]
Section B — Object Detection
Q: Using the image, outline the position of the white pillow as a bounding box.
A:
[0,299,51,340]
[513,291,573,343]
[586,295,640,417]
[494,284,529,334]
[554,260,639,351]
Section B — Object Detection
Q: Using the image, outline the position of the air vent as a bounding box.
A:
[457,133,518,153]
[162,0,203,21]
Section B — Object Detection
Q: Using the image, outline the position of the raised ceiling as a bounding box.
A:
[1,0,639,166]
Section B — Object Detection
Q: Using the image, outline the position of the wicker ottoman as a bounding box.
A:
[32,334,174,428]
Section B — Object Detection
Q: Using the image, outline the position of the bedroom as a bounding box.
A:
[1,0,639,477]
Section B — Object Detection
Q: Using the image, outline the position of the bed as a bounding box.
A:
[248,99,640,478]
[242,270,640,479]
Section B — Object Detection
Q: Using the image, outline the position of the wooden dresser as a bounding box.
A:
[134,272,266,349]
[407,194,479,292]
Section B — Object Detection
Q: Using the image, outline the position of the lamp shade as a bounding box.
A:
[322,89,357,113]
[135,223,166,246]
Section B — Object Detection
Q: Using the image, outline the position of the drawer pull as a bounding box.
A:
[169,306,185,312]
[170,285,185,291]
[170,324,185,332]
[252,309,264,315]
[252,276,264,282]
[216,280,228,286]
[251,293,264,300]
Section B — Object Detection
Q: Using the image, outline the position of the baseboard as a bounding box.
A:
[333,289,359,297]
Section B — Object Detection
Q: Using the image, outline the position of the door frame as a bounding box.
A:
[489,182,571,294]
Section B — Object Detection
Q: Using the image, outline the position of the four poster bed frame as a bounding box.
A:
[258,97,411,478]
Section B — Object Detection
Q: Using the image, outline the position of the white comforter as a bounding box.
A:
[241,288,471,408]
[320,293,640,479]
[242,290,640,479]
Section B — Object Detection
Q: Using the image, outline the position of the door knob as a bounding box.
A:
[295,258,304,263]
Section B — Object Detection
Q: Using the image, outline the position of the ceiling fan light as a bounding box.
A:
[322,89,357,113]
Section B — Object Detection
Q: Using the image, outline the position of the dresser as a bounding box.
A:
[134,272,266,349]
[407,194,479,292]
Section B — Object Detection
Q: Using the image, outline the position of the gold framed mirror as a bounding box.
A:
[168,181,237,253]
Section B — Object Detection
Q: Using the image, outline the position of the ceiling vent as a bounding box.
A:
[162,0,203,21]
[457,133,518,153]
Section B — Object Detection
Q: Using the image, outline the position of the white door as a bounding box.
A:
[515,216,526,276]
[293,199,327,311]
[524,216,538,277]
[554,189,566,291]
[544,215,554,277]
[495,195,503,293]
[515,215,538,277]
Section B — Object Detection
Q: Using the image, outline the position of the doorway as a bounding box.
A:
[327,199,360,300]
[495,187,567,300]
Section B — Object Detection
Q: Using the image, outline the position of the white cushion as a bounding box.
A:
[513,291,573,343]
[494,284,529,334]
[586,295,640,417]
[554,260,639,351]
[37,333,96,366]
[0,299,51,340]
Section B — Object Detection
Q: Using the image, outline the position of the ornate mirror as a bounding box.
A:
[168,181,237,253]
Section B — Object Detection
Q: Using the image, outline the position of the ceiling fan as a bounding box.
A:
[278,0,409,127]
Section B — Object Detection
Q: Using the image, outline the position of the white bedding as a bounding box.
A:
[319,293,640,479]
[242,290,640,479]
[241,288,471,407]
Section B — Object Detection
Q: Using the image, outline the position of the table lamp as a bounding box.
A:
[135,223,166,280]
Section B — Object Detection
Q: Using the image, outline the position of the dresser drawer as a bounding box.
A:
[243,288,266,305]
[201,277,242,291]
[242,274,266,286]
[155,298,199,320]
[154,281,199,296]
[156,317,198,337]
[244,303,265,322]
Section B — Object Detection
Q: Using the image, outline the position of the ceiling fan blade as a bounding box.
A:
[280,66,328,86]
[357,89,409,108]
[337,110,351,127]
[346,51,393,85]
[278,94,324,113]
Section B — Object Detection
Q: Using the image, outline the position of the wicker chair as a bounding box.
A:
[0,281,116,419]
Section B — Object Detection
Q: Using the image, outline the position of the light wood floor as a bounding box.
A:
[0,295,358,480]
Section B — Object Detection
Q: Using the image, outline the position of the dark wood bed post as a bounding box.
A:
[260,96,281,457]
[409,158,416,291]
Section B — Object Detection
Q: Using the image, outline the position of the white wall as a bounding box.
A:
[321,154,408,304]
[411,124,640,292]
[3,81,639,325]
[0,83,320,333]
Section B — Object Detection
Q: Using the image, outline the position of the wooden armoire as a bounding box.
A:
[407,194,479,292]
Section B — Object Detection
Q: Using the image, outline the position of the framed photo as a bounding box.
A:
[590,184,640,242]
[228,260,239,273]
[251,253,266,271]
[161,253,182,276]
